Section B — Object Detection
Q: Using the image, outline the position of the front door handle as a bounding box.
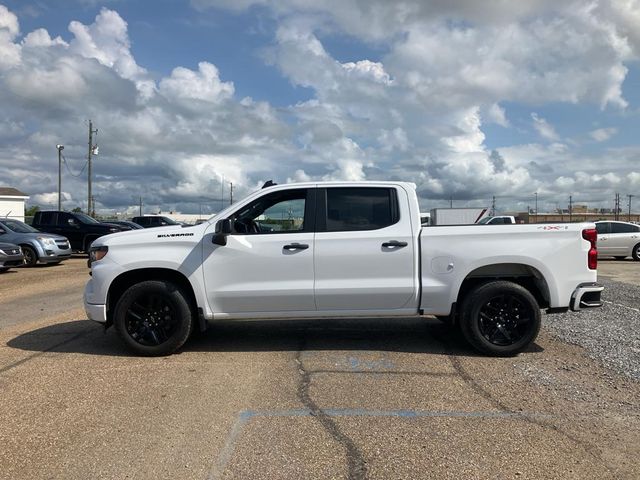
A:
[283,243,309,251]
[382,240,408,248]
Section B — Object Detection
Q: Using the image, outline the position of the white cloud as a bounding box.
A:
[590,127,618,142]
[485,103,509,127]
[159,62,234,104]
[531,113,559,141]
[0,2,639,215]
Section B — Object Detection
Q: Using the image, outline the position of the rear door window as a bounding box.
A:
[595,223,610,234]
[611,223,639,234]
[320,187,398,232]
[38,212,57,226]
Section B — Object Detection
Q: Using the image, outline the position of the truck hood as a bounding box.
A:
[94,223,207,248]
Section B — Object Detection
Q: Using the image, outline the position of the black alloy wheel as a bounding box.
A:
[460,281,541,356]
[124,293,178,347]
[114,280,193,356]
[477,294,531,346]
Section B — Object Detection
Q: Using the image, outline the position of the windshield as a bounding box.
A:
[74,213,99,224]
[1,219,39,233]
[477,217,491,224]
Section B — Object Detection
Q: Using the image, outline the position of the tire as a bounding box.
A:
[113,280,194,356]
[633,244,640,261]
[84,237,97,253]
[459,281,541,357]
[614,256,626,261]
[21,245,38,267]
[0,267,9,273]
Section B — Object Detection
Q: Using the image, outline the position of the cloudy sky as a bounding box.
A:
[0,0,639,215]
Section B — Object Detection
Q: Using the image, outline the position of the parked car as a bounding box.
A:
[0,242,23,272]
[32,211,126,252]
[104,220,144,230]
[477,216,516,225]
[85,181,602,357]
[131,216,181,228]
[0,219,71,266]
[595,221,640,260]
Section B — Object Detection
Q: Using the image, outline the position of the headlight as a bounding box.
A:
[89,245,109,263]
[0,249,5,255]
[37,236,56,247]
[109,227,119,233]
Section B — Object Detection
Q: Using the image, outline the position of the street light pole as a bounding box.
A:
[56,145,64,210]
[534,192,538,223]
[629,194,635,221]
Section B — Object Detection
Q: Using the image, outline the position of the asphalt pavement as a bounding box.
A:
[0,258,638,479]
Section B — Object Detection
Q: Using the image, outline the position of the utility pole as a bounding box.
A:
[614,193,620,221]
[569,195,573,222]
[628,194,635,221]
[534,192,538,224]
[230,182,233,205]
[56,145,64,210]
[90,195,97,217]
[449,195,453,208]
[87,120,98,216]
[139,196,143,216]
[491,196,496,216]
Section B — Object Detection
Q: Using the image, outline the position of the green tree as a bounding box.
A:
[71,207,82,213]
[25,205,40,216]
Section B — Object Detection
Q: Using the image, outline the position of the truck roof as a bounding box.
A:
[262,180,417,190]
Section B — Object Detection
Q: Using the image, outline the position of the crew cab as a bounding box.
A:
[84,181,603,356]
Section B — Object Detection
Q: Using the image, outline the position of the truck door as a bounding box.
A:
[202,187,316,314]
[596,222,612,255]
[314,186,416,311]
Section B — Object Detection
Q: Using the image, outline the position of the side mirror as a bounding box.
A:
[212,219,232,246]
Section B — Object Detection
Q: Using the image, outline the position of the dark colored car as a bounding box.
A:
[0,242,24,272]
[104,220,144,230]
[0,218,71,266]
[32,211,126,252]
[131,216,181,228]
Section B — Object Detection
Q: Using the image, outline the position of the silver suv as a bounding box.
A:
[0,219,71,266]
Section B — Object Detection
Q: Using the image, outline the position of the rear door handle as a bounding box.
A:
[382,240,408,248]
[283,243,309,251]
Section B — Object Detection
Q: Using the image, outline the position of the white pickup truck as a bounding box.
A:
[84,181,603,356]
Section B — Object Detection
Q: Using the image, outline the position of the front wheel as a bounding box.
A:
[633,244,640,261]
[459,281,541,356]
[113,280,194,356]
[21,245,38,267]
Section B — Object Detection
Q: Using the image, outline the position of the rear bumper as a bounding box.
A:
[570,283,604,311]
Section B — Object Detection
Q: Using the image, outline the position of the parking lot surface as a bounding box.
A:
[0,258,639,479]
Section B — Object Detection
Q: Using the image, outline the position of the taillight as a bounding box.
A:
[582,228,597,270]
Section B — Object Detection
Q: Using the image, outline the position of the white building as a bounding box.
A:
[0,187,29,222]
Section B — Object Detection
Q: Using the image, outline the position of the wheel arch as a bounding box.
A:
[456,263,550,312]
[107,268,201,330]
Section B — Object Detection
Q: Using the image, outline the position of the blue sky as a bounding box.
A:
[0,0,639,214]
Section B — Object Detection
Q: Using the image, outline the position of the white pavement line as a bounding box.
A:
[603,300,640,313]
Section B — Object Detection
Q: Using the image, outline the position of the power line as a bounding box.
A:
[61,153,88,177]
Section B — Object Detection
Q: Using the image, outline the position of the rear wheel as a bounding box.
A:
[459,281,541,356]
[21,245,37,267]
[633,244,640,261]
[113,280,194,356]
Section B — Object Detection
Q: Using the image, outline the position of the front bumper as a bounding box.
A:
[0,253,24,267]
[39,241,72,263]
[570,283,604,311]
[84,278,107,322]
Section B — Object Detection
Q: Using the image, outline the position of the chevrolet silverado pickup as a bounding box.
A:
[84,181,603,356]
